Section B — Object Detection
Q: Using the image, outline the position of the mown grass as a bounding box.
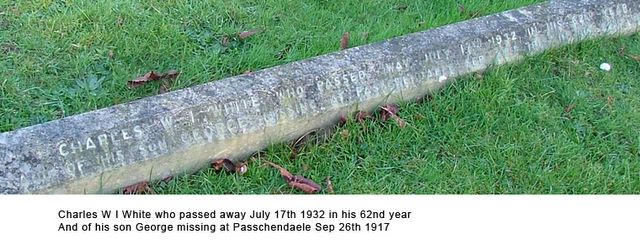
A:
[2,1,639,194]
[152,35,640,194]
[1,0,541,131]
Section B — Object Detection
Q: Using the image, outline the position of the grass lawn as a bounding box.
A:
[2,0,639,194]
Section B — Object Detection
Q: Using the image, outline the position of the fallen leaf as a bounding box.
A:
[291,175,321,194]
[236,162,249,175]
[158,71,179,94]
[288,181,320,194]
[326,176,334,194]
[381,104,406,127]
[108,49,114,59]
[265,161,321,194]
[212,158,235,172]
[380,104,399,121]
[128,71,162,88]
[629,54,640,62]
[243,70,253,75]
[128,70,180,89]
[238,29,262,40]
[338,114,348,126]
[265,160,293,181]
[163,70,180,79]
[356,111,372,124]
[340,32,350,50]
[212,159,247,175]
[122,181,154,194]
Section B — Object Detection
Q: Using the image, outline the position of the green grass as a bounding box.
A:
[1,0,541,131]
[2,0,639,194]
[152,35,640,194]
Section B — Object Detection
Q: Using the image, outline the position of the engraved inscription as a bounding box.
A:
[45,1,640,180]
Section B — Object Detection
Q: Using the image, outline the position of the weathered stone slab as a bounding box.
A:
[1,0,639,193]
